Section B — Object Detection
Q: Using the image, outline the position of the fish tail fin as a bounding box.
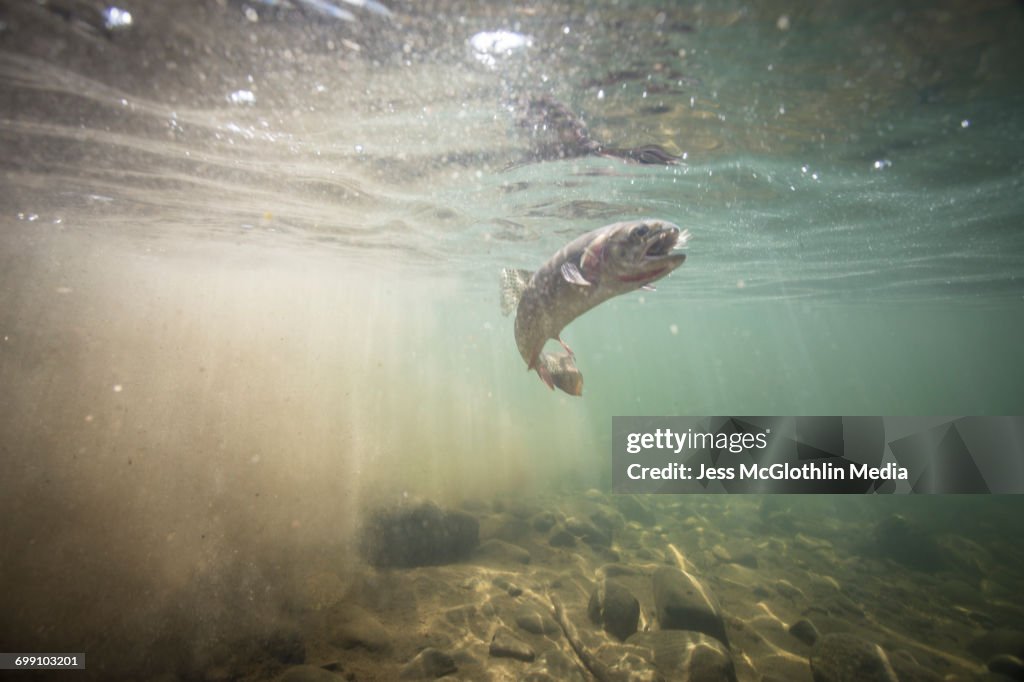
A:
[500,268,533,316]
[553,368,584,396]
[535,362,556,391]
[537,350,584,397]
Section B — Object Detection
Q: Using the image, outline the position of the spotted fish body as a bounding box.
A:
[516,95,681,165]
[501,219,690,395]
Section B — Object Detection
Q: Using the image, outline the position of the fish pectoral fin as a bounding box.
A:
[560,261,592,287]
[500,268,534,316]
[641,284,657,292]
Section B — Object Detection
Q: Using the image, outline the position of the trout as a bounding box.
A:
[516,95,681,165]
[501,219,690,395]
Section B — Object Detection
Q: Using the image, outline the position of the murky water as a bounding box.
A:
[1,0,1023,679]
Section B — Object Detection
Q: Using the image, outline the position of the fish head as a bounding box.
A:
[587,219,689,288]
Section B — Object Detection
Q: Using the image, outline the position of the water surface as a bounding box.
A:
[1,0,1022,678]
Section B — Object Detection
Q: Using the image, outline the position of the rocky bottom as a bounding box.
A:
[167,493,1023,681]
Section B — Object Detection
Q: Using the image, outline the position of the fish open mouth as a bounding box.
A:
[644,227,680,258]
[616,220,689,284]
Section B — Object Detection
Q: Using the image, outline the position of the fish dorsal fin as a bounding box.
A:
[560,261,592,287]
[500,268,534,316]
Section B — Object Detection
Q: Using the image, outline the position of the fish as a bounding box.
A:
[599,144,682,165]
[514,95,681,165]
[501,219,690,395]
[253,0,392,22]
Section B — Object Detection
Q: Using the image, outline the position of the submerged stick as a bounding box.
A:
[549,594,622,682]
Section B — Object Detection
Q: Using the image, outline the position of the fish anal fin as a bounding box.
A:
[557,337,574,357]
[500,268,534,316]
[560,261,592,287]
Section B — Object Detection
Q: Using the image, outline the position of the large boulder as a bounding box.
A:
[810,633,899,682]
[626,631,737,682]
[359,502,479,568]
[652,567,729,647]
[399,648,457,679]
[587,580,640,641]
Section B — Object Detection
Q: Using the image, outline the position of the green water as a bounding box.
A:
[1,0,1023,677]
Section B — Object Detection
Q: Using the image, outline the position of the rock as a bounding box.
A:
[888,650,943,682]
[710,544,761,569]
[587,580,640,641]
[789,619,820,646]
[759,497,800,532]
[873,514,947,571]
[521,651,587,681]
[652,567,729,647]
[515,604,560,636]
[615,495,657,525]
[532,511,557,533]
[443,604,494,638]
[626,630,737,682]
[399,648,457,679]
[330,606,391,653]
[482,514,533,543]
[970,629,1024,661]
[589,508,621,534]
[262,627,305,664]
[565,516,611,547]
[359,502,479,568]
[489,628,535,662]
[598,563,638,578]
[731,553,759,569]
[774,579,805,601]
[492,576,523,597]
[989,654,1024,680]
[795,533,833,552]
[504,500,538,518]
[474,538,531,565]
[810,633,898,682]
[827,593,865,618]
[450,649,482,668]
[549,528,576,547]
[277,665,341,682]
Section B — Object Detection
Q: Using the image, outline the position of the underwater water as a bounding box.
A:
[1,0,1023,679]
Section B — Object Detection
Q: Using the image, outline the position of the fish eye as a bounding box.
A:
[631,225,650,240]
